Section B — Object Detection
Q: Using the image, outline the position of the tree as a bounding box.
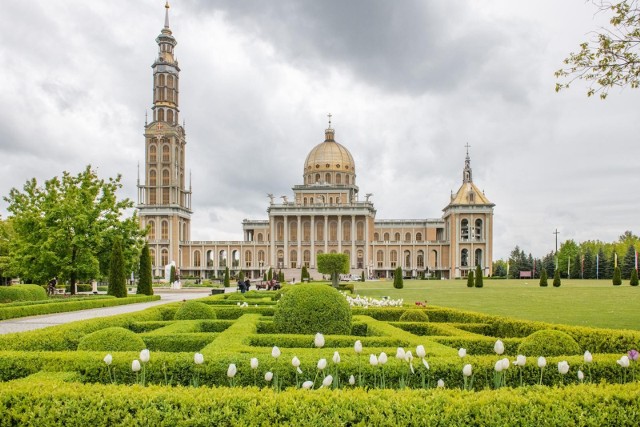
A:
[263,272,267,281]
[301,265,309,281]
[540,269,548,287]
[393,267,403,289]
[4,166,144,293]
[492,260,507,278]
[0,217,14,286]
[622,244,637,279]
[137,242,153,295]
[107,239,127,298]
[596,247,607,279]
[613,266,622,285]
[553,269,562,287]
[317,253,349,288]
[278,270,285,282]
[238,270,245,282]
[475,265,484,288]
[169,265,177,284]
[267,268,273,281]
[361,270,366,282]
[631,268,639,286]
[466,270,475,288]
[556,1,640,99]
[224,267,230,287]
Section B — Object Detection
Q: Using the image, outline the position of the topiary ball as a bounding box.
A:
[273,284,351,335]
[517,329,581,357]
[174,301,217,320]
[399,309,429,322]
[226,294,246,301]
[77,327,146,352]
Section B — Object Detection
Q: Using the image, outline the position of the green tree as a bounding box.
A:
[475,265,484,288]
[278,270,285,282]
[361,270,366,282]
[622,244,637,279]
[556,1,640,99]
[393,267,403,289]
[169,265,177,284]
[317,253,349,288]
[263,272,267,281]
[582,249,594,279]
[238,270,245,282]
[466,270,474,288]
[596,247,607,279]
[301,265,309,281]
[631,268,639,286]
[0,217,14,286]
[492,259,507,278]
[613,266,622,285]
[539,269,548,287]
[107,239,127,298]
[3,166,143,293]
[136,242,153,295]
[541,252,555,279]
[558,240,580,278]
[224,267,230,287]
[267,268,273,281]
[553,269,562,287]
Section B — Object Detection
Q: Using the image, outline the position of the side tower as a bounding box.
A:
[442,147,494,278]
[137,2,192,278]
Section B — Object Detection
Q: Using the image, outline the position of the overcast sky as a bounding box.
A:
[0,0,637,260]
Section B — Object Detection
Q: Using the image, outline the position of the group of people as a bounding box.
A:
[237,279,251,293]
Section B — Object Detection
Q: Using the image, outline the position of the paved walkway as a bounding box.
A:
[0,289,217,335]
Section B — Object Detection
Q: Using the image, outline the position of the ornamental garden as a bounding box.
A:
[1,283,640,425]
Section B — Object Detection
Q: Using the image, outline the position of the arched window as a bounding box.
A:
[316,221,324,240]
[417,250,424,268]
[303,250,310,268]
[193,250,201,267]
[206,250,213,267]
[161,220,168,240]
[245,250,252,268]
[343,221,351,241]
[374,232,379,241]
[416,232,423,242]
[336,174,342,184]
[329,221,338,241]
[303,222,311,241]
[315,174,321,183]
[325,173,331,184]
[405,232,411,242]
[276,222,284,241]
[162,169,170,185]
[161,249,168,268]
[357,250,364,269]
[219,250,227,268]
[148,220,156,240]
[346,176,350,185]
[377,250,384,268]
[277,250,284,268]
[167,110,174,124]
[394,232,400,242]
[149,145,157,163]
[390,250,398,268]
[149,189,156,204]
[475,219,483,240]
[289,220,297,241]
[257,233,263,242]
[258,250,265,264]
[357,222,364,241]
[167,75,174,88]
[461,219,469,240]
[290,250,297,268]
[431,250,438,269]
[158,109,165,122]
[162,188,169,204]
[475,249,483,267]
[404,250,411,268]
[162,145,170,162]
[150,249,156,267]
[231,250,240,268]
[461,249,469,267]
[149,169,157,186]
[159,74,165,86]
[383,232,389,241]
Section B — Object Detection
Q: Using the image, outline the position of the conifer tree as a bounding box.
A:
[361,270,366,282]
[108,239,127,298]
[539,269,548,287]
[474,265,484,288]
[279,270,285,282]
[553,269,561,287]
[622,245,637,280]
[613,266,622,286]
[170,265,177,284]
[466,270,474,288]
[301,265,308,281]
[238,270,245,282]
[631,268,639,287]
[263,272,267,281]
[224,267,230,287]
[393,267,403,289]
[267,268,273,281]
[137,242,153,295]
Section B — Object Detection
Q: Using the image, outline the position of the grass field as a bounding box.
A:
[353,279,640,331]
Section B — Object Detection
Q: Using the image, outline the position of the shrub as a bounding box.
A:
[77,327,145,352]
[553,269,561,287]
[223,267,230,287]
[301,265,309,281]
[272,285,292,301]
[393,267,403,289]
[517,329,581,357]
[174,301,217,320]
[613,266,622,286]
[631,269,639,286]
[475,265,484,288]
[399,309,429,322]
[108,239,127,298]
[338,283,354,293]
[466,271,474,287]
[137,243,153,295]
[0,285,47,303]
[225,294,245,301]
[273,284,351,335]
[539,270,548,287]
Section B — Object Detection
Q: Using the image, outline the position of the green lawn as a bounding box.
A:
[353,279,640,330]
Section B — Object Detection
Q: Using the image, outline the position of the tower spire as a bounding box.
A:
[463,143,473,183]
[324,113,335,141]
[164,1,170,29]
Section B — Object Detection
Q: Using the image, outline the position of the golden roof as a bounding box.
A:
[304,128,356,174]
[449,182,493,206]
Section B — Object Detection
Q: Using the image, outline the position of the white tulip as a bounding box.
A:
[140,349,150,363]
[314,333,325,348]
[494,340,505,355]
[501,358,510,371]
[416,345,426,359]
[404,351,414,362]
[437,379,445,388]
[577,370,585,381]
[265,371,273,382]
[458,348,467,358]
[537,356,547,368]
[558,361,570,375]
[131,359,141,372]
[369,354,378,366]
[271,346,281,359]
[322,375,333,388]
[395,347,406,360]
[349,375,356,385]
[292,356,301,368]
[462,364,472,377]
[227,363,237,378]
[422,358,430,370]
[617,355,630,368]
[354,340,363,354]
[378,352,388,365]
[494,360,504,372]
[333,351,341,364]
[514,355,526,366]
[317,358,327,370]
[103,354,113,365]
[584,351,593,364]
[302,380,314,389]
[194,353,204,365]
[250,357,259,370]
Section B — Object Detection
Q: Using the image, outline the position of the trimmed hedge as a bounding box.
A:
[77,327,146,352]
[0,284,47,303]
[399,310,429,322]
[140,332,218,352]
[517,329,581,357]
[174,301,217,320]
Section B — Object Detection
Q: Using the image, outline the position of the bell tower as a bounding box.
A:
[137,2,192,277]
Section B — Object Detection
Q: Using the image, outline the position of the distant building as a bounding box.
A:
[137,4,495,280]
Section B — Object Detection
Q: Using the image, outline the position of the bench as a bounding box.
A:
[210,288,225,295]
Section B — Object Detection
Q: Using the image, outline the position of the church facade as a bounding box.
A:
[137,4,495,281]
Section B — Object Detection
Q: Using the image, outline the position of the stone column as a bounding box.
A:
[365,215,370,273]
[310,215,315,268]
[297,215,302,269]
[351,215,356,268]
[324,215,329,254]
[337,215,342,253]
[270,216,276,267]
[284,215,289,268]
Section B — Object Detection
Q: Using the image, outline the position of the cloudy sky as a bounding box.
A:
[0,0,637,260]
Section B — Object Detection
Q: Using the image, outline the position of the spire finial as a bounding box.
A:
[463,143,473,183]
[327,113,332,129]
[164,1,170,28]
[464,142,471,158]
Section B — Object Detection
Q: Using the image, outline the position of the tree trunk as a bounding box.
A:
[332,273,339,288]
[69,247,77,295]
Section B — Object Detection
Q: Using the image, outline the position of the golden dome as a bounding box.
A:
[304,128,356,174]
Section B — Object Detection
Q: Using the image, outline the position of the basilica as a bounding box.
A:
[137,4,495,281]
